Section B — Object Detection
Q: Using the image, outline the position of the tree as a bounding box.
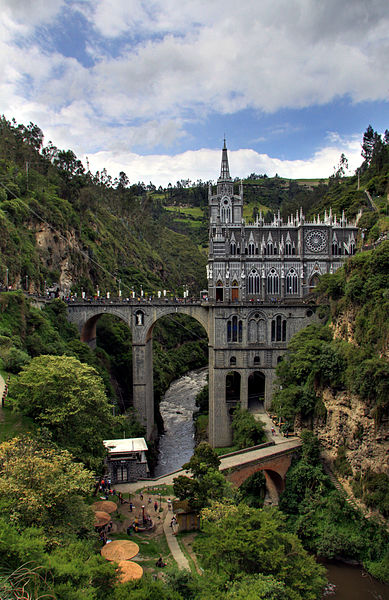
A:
[195,503,326,600]
[231,408,266,449]
[0,436,93,532]
[11,355,120,469]
[173,443,232,511]
[182,441,221,477]
[361,125,376,164]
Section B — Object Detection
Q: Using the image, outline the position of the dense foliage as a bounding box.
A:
[10,355,126,470]
[279,432,389,583]
[173,442,232,511]
[195,502,326,600]
[273,242,389,424]
[231,407,266,449]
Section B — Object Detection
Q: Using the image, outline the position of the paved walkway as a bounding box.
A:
[162,511,190,570]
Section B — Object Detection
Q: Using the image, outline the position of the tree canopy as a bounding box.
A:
[11,354,121,469]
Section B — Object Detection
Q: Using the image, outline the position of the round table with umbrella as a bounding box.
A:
[116,561,143,583]
[92,500,117,514]
[101,540,139,562]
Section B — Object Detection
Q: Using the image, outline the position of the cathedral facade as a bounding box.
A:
[204,142,359,445]
[207,141,358,304]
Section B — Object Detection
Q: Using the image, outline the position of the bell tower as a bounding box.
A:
[209,139,243,226]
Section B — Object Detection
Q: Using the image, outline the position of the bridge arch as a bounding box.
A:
[77,307,132,347]
[224,449,295,504]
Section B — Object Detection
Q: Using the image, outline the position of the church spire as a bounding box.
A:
[219,138,232,181]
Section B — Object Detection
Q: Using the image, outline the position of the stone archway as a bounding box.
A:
[248,370,265,412]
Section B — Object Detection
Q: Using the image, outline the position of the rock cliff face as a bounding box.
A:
[314,388,389,475]
[34,223,80,291]
[311,309,389,477]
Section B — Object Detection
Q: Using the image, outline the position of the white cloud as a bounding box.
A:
[84,135,363,187]
[0,0,387,179]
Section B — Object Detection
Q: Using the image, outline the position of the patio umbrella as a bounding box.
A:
[94,511,111,527]
[116,560,143,583]
[101,540,139,562]
[92,500,117,513]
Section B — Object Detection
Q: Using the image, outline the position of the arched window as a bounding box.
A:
[271,315,286,342]
[254,356,260,365]
[248,270,260,294]
[332,241,339,255]
[285,242,292,255]
[286,269,298,294]
[248,242,255,255]
[266,240,273,255]
[227,316,243,342]
[230,356,236,366]
[248,316,266,343]
[221,203,231,223]
[349,241,355,255]
[267,269,279,294]
[230,241,236,255]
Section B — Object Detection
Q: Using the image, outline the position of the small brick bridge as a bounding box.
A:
[220,438,301,503]
[139,438,301,504]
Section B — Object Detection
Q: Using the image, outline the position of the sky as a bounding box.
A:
[1,0,389,186]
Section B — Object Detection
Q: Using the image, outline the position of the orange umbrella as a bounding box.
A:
[117,561,143,583]
[94,511,111,527]
[92,500,117,513]
[101,540,139,562]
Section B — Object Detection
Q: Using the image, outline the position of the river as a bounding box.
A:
[155,370,388,599]
[154,367,207,477]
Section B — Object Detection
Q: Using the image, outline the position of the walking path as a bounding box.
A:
[162,511,190,570]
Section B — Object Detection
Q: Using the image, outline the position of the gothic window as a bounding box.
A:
[286,269,298,294]
[230,356,236,366]
[349,241,355,255]
[273,244,278,255]
[285,242,292,255]
[227,316,243,342]
[135,310,144,326]
[266,240,273,255]
[271,315,286,342]
[230,241,236,255]
[248,315,266,343]
[267,269,279,294]
[221,201,231,223]
[248,242,255,255]
[248,270,260,294]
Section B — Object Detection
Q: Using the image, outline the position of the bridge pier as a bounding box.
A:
[67,301,316,447]
[132,338,154,439]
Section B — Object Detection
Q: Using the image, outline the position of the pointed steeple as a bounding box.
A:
[219,138,232,181]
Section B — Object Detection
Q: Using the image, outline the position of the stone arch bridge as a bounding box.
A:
[67,299,316,446]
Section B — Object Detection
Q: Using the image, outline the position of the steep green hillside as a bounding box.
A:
[0,117,206,295]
